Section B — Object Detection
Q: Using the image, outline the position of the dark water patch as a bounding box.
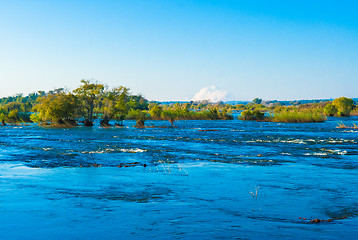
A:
[53,186,170,203]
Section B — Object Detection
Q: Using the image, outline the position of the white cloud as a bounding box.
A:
[192,85,227,102]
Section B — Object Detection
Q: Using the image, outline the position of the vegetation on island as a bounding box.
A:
[0,81,356,126]
[324,97,354,117]
[236,96,356,123]
[269,108,326,123]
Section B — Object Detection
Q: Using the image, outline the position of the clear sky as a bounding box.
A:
[0,0,357,101]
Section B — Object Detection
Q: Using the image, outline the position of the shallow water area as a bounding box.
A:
[1,118,358,239]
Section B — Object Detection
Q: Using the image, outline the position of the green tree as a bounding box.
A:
[0,107,7,125]
[252,98,263,105]
[4,102,22,112]
[8,109,19,120]
[332,97,354,117]
[162,109,178,127]
[323,103,338,116]
[73,80,105,126]
[126,94,149,110]
[100,86,130,126]
[149,103,163,119]
[128,109,149,127]
[32,92,79,125]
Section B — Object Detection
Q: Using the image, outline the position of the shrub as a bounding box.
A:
[239,110,265,121]
[128,109,149,127]
[270,109,326,123]
[332,97,354,117]
[324,103,338,116]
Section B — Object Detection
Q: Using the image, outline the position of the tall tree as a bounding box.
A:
[73,80,104,126]
[100,86,129,126]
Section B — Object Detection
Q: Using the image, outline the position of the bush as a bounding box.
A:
[324,103,338,116]
[332,97,354,117]
[239,110,265,121]
[127,109,149,127]
[269,109,326,123]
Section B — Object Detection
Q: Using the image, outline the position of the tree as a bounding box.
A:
[126,94,149,110]
[162,109,178,127]
[100,86,130,126]
[128,109,149,127]
[252,98,263,105]
[4,102,22,112]
[73,80,105,126]
[149,103,163,119]
[32,92,79,125]
[0,107,7,125]
[8,109,19,121]
[323,103,338,116]
[332,97,354,117]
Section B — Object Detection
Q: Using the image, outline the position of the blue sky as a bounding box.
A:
[0,0,357,101]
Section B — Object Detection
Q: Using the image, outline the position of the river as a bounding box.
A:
[1,117,358,239]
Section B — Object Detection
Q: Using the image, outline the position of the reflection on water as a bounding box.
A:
[0,117,358,239]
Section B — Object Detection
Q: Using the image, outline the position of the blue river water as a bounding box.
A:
[1,117,358,239]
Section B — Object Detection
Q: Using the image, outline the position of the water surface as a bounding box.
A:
[1,118,358,239]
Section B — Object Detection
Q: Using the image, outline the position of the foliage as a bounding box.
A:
[30,113,42,123]
[73,80,105,126]
[218,108,233,120]
[0,107,7,125]
[252,98,263,104]
[269,108,326,123]
[323,103,338,116]
[126,94,149,110]
[8,109,19,120]
[3,85,349,127]
[161,109,178,127]
[332,97,354,117]
[32,92,79,125]
[100,86,130,126]
[239,110,265,121]
[127,109,149,127]
[0,104,31,125]
[0,91,44,114]
[147,103,234,122]
[350,106,358,116]
[149,103,163,119]
[0,113,6,125]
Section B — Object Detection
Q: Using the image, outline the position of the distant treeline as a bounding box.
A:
[0,80,232,127]
[239,97,357,123]
[0,81,357,126]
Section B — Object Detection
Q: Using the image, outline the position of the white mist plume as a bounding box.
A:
[192,86,227,102]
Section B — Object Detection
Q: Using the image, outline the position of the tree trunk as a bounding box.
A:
[135,119,145,128]
[100,116,110,127]
[84,119,93,126]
